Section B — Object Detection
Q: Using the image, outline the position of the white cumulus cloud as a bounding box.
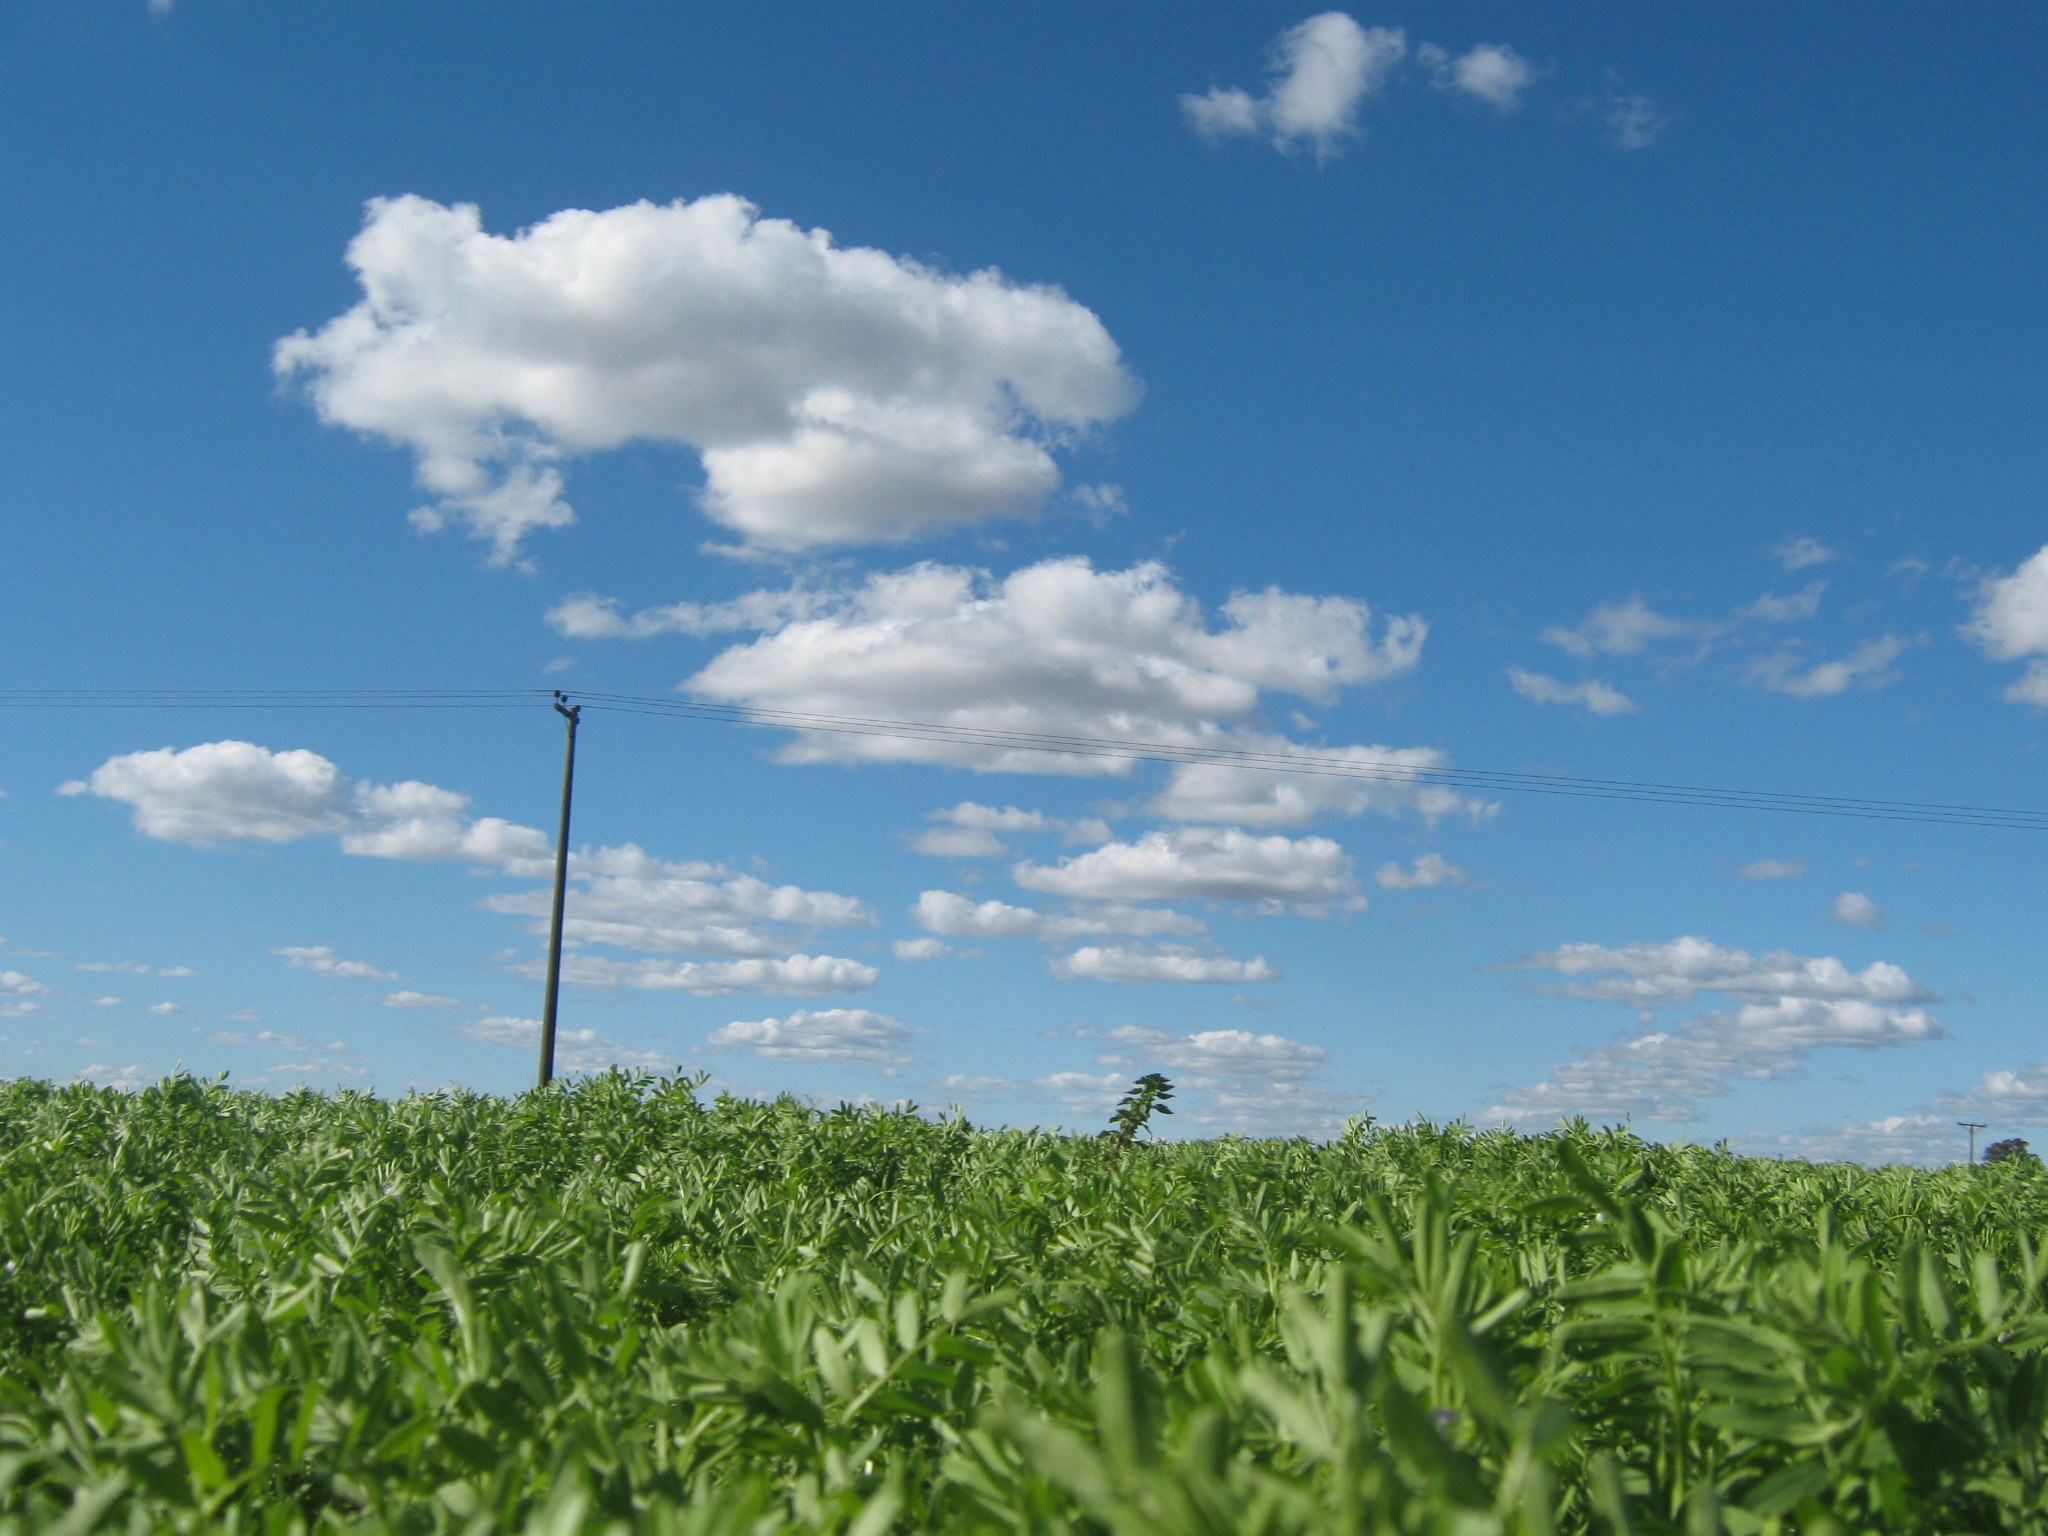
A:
[1830,891,1886,930]
[273,945,397,981]
[913,890,1205,943]
[1736,859,1805,881]
[1758,1114,1966,1167]
[1373,852,1470,891]
[1419,42,1537,110]
[908,826,1010,859]
[382,991,465,1010]
[1014,826,1360,912]
[1071,1023,1355,1134]
[478,843,872,958]
[687,557,1424,774]
[546,585,825,640]
[1491,998,1943,1125]
[1183,13,1406,159]
[1544,595,1702,658]
[1500,936,1935,1010]
[1086,1023,1326,1079]
[1488,936,1941,1124]
[1936,1062,2048,1126]
[549,953,877,996]
[1964,545,2048,705]
[276,194,1137,561]
[0,971,47,999]
[908,802,1114,858]
[68,740,869,1000]
[1772,536,1836,571]
[64,741,552,864]
[62,741,354,846]
[455,1015,677,1075]
[1508,668,1638,716]
[1145,734,1493,827]
[1048,945,1279,984]
[709,1008,917,1064]
[1746,636,1908,698]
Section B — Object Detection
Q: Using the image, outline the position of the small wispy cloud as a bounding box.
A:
[1736,858,1805,881]
[1771,536,1836,572]
[1509,668,1638,717]
[1183,13,1407,159]
[1606,86,1669,150]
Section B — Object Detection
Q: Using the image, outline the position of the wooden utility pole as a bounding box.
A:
[1959,1120,1987,1165]
[537,692,580,1088]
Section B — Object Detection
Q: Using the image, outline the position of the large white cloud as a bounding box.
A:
[1014,826,1360,912]
[62,742,355,846]
[1489,936,1944,1124]
[1490,999,1945,1125]
[63,741,551,864]
[1047,944,1279,984]
[69,741,873,997]
[912,890,1204,943]
[709,1008,916,1064]
[549,953,878,996]
[1965,545,2048,705]
[276,194,1137,561]
[1144,734,1492,827]
[1501,936,1937,1010]
[686,557,1425,774]
[480,843,873,958]
[908,802,1113,858]
[1937,1062,2048,1125]
[336,782,552,866]
[1182,14,1406,159]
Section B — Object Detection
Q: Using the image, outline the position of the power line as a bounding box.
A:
[4,686,2045,831]
[0,689,548,709]
[569,692,2048,831]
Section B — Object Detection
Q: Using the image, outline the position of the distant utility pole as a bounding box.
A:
[537,692,581,1088]
[1959,1120,1988,1165]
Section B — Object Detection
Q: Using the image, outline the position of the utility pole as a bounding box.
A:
[537,692,581,1088]
[1959,1120,1987,1166]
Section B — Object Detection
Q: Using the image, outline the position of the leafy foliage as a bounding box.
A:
[0,1072,2046,1532]
[1105,1074,1174,1159]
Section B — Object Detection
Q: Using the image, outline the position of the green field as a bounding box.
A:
[1,1073,2046,1534]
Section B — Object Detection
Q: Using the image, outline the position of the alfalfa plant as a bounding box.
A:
[1105,1072,1173,1160]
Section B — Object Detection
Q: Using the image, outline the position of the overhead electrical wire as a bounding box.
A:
[3,686,2044,831]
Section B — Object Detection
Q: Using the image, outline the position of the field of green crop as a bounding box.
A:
[1,1074,2046,1534]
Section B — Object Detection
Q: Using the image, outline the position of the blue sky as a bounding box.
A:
[3,3,2046,1160]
